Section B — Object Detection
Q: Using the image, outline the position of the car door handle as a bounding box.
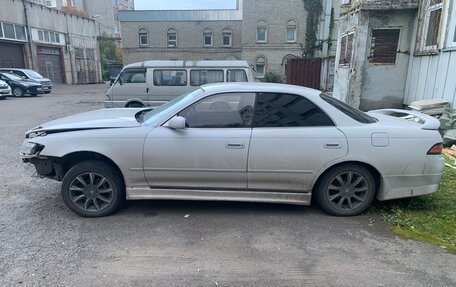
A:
[226,143,245,149]
[324,143,341,149]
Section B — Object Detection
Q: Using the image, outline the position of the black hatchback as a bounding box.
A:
[0,72,42,97]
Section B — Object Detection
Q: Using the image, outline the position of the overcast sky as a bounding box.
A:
[134,0,237,10]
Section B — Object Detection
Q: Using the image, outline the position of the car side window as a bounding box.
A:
[119,69,146,84]
[179,93,255,128]
[12,71,26,78]
[153,69,187,86]
[253,93,334,127]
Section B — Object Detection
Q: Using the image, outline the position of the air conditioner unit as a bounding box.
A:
[66,44,73,52]
[341,0,351,5]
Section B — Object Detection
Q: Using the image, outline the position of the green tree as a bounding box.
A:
[98,33,121,80]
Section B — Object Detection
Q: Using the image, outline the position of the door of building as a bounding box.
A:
[286,58,321,90]
[37,46,64,83]
[0,42,25,68]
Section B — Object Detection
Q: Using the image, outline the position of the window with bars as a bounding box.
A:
[369,29,400,64]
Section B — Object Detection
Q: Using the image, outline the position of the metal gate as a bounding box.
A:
[37,46,64,83]
[75,48,87,84]
[286,58,321,90]
[86,49,97,83]
[0,42,25,68]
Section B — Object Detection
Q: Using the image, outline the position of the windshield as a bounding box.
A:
[1,73,22,81]
[142,88,205,125]
[25,70,44,79]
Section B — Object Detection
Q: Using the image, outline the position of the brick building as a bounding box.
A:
[119,0,339,82]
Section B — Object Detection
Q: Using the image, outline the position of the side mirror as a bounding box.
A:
[166,116,186,129]
[110,77,115,86]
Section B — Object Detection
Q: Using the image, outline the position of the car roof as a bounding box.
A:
[200,82,322,98]
[124,60,250,69]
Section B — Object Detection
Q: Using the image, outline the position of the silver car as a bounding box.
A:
[20,83,444,217]
[0,79,11,99]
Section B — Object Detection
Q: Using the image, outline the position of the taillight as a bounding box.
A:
[427,143,443,155]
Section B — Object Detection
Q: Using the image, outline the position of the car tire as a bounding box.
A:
[315,164,376,216]
[12,86,24,97]
[126,102,144,108]
[61,160,124,218]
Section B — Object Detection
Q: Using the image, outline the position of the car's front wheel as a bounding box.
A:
[315,164,376,216]
[12,86,24,97]
[61,161,124,217]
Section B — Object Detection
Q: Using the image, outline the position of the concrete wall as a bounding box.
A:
[334,7,416,110]
[0,0,101,84]
[359,10,416,110]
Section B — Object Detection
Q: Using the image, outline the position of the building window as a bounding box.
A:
[257,20,267,43]
[418,0,443,52]
[203,29,213,46]
[448,2,456,48]
[369,29,400,64]
[36,29,61,44]
[167,28,177,47]
[339,32,354,65]
[222,29,232,46]
[139,28,148,46]
[256,57,266,78]
[3,23,15,39]
[286,20,297,43]
[0,22,26,41]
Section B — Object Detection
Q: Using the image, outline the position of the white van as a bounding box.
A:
[104,60,254,108]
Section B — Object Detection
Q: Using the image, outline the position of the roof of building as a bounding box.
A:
[118,8,243,22]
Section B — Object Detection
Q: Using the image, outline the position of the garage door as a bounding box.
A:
[0,42,25,68]
[37,46,64,83]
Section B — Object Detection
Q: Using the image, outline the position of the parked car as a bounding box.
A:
[0,79,11,100]
[0,68,52,94]
[21,83,444,218]
[0,72,42,97]
[105,60,254,108]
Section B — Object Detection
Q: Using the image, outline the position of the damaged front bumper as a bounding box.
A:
[21,141,64,180]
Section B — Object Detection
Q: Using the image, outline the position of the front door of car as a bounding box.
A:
[143,92,256,190]
[113,68,149,106]
[247,93,348,192]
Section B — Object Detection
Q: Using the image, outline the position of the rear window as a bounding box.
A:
[320,94,377,124]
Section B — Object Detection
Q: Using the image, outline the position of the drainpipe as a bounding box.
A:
[22,0,36,69]
[321,0,333,57]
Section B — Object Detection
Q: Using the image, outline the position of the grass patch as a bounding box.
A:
[373,157,456,253]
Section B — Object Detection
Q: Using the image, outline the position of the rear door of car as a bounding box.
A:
[247,92,348,192]
[143,92,256,189]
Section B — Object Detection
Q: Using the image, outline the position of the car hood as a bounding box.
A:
[26,108,147,136]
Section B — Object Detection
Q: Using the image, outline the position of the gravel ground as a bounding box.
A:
[0,84,455,287]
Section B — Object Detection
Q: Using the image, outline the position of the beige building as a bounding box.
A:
[119,0,339,84]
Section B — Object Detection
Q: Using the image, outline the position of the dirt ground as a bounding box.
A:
[0,84,455,287]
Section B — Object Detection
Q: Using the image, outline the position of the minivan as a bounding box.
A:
[104,60,254,108]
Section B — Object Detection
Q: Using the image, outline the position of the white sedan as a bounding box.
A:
[0,79,11,99]
[20,83,444,217]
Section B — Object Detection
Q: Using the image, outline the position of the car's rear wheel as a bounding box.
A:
[12,86,24,97]
[315,164,376,216]
[61,161,124,217]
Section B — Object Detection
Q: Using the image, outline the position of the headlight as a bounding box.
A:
[20,141,44,156]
